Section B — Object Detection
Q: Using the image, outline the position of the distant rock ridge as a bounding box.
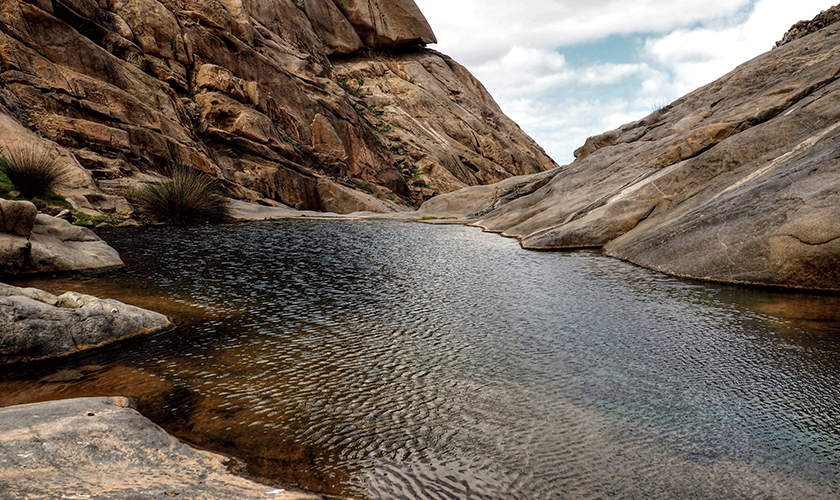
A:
[0,0,553,215]
[419,6,840,292]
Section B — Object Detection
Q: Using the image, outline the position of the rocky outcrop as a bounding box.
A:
[0,397,321,499]
[0,283,173,364]
[0,0,552,214]
[776,5,840,46]
[335,0,437,48]
[420,10,840,292]
[0,199,122,274]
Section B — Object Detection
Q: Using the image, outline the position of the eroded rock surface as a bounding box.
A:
[420,11,840,291]
[0,283,172,364]
[0,397,322,499]
[0,0,553,214]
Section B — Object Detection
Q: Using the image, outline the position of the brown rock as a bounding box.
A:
[196,64,252,105]
[0,199,38,236]
[0,397,321,499]
[0,0,549,213]
[303,0,365,55]
[310,113,347,160]
[316,178,405,214]
[61,0,99,20]
[776,5,840,46]
[333,50,557,195]
[335,0,437,47]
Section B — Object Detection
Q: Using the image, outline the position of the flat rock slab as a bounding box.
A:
[0,283,173,364]
[0,397,324,500]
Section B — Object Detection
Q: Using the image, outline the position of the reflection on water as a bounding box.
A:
[3,220,840,499]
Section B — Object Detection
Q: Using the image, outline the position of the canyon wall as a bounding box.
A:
[0,0,555,214]
[420,7,840,291]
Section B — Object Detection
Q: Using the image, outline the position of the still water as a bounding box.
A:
[3,220,840,499]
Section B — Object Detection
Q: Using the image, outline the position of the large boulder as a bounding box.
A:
[334,0,437,47]
[0,283,173,364]
[419,11,840,292]
[27,214,123,273]
[303,0,365,55]
[0,397,320,499]
[0,199,37,236]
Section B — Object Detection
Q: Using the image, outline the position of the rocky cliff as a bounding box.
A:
[420,8,840,292]
[0,0,555,215]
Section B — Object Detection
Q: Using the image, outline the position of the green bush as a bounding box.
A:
[132,167,231,225]
[0,145,66,199]
[0,170,13,195]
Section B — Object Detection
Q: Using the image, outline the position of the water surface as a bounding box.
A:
[3,220,840,499]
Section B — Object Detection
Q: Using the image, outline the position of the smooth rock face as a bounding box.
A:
[27,214,124,273]
[0,0,549,214]
[420,14,840,291]
[315,178,405,214]
[0,397,321,500]
[0,283,173,364]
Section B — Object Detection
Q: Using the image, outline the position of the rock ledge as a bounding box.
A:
[0,397,323,499]
[0,283,173,364]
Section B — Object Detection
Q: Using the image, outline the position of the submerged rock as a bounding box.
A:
[420,10,840,292]
[0,283,173,364]
[0,397,322,499]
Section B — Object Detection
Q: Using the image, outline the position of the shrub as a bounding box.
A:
[0,145,66,199]
[132,167,231,225]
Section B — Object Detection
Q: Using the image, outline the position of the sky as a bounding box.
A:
[413,0,838,164]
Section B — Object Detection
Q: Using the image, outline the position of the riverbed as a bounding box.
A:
[3,219,840,499]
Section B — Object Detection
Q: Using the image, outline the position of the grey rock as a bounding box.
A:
[27,213,123,273]
[420,15,840,291]
[0,233,30,274]
[0,283,173,364]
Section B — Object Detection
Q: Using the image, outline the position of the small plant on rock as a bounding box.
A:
[132,167,231,225]
[0,144,67,199]
[125,52,144,69]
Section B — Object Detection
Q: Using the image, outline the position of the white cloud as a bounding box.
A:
[416,0,754,66]
[414,0,839,163]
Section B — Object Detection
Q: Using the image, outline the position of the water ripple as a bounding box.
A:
[3,220,840,499]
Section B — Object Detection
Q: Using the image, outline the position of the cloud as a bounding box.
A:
[416,0,754,66]
[414,0,839,163]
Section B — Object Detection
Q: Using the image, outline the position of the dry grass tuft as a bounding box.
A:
[0,144,67,199]
[132,167,231,225]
